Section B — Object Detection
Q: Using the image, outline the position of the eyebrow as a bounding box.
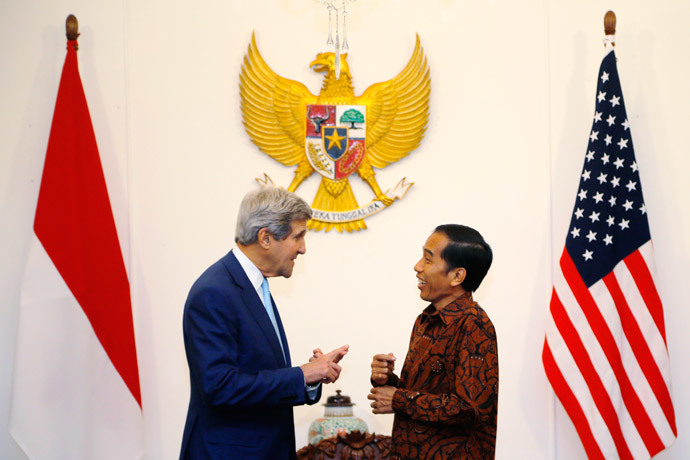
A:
[423,247,433,257]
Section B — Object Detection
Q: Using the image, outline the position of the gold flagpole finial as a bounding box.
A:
[604,10,616,47]
[66,14,79,41]
[604,11,616,36]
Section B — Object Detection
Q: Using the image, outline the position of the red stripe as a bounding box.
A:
[543,340,605,460]
[603,271,677,440]
[33,41,141,407]
[561,251,662,454]
[549,286,632,459]
[624,250,666,345]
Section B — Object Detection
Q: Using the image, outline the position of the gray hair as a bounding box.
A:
[235,186,312,245]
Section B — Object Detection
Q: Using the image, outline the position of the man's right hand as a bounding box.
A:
[371,353,396,386]
[301,344,349,385]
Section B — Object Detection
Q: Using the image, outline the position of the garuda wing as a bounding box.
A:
[356,34,430,169]
[240,32,317,166]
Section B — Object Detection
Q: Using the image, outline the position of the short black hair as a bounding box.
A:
[434,224,493,292]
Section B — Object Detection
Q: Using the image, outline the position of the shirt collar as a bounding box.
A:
[232,246,265,292]
[421,291,474,326]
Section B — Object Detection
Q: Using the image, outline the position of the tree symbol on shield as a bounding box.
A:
[340,109,364,129]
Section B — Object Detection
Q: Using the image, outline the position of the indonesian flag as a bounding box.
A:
[9,39,143,460]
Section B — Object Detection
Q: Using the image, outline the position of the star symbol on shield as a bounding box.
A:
[325,129,346,150]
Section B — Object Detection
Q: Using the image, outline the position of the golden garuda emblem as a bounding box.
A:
[240,32,430,232]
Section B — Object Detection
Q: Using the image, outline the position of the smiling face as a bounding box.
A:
[413,231,466,310]
[266,219,307,278]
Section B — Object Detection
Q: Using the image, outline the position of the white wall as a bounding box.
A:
[1,1,688,459]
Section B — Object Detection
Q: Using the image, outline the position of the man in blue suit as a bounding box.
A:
[180,186,349,460]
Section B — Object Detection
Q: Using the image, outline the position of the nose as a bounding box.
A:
[414,258,423,273]
[298,240,306,255]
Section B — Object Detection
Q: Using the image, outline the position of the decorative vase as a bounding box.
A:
[308,390,369,445]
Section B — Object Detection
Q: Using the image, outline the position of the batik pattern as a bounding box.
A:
[379,293,498,460]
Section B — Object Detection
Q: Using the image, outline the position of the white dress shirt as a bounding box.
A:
[232,247,320,397]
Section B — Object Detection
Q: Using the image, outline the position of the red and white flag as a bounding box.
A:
[9,38,143,460]
[543,43,676,459]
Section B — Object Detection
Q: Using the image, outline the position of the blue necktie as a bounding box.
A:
[261,278,285,360]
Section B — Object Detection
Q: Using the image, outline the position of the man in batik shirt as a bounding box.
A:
[368,224,498,460]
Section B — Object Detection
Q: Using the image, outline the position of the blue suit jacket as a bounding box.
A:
[180,250,320,460]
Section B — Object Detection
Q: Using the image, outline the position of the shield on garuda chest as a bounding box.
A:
[305,104,366,180]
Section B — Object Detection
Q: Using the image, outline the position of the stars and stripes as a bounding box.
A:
[543,48,676,459]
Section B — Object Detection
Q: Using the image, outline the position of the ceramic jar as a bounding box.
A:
[308,390,369,445]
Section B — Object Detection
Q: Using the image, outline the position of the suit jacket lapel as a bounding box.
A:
[221,251,287,367]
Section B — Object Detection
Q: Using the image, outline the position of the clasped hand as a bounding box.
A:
[300,344,349,385]
[368,386,396,414]
[368,352,397,414]
[370,352,396,385]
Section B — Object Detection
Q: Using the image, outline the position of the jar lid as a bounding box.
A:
[325,390,354,406]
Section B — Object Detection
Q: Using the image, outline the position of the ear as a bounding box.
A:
[257,228,272,250]
[450,268,466,287]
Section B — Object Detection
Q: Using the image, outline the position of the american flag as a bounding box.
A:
[543,47,677,459]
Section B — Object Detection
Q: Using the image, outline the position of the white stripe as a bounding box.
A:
[613,252,676,447]
[638,241,659,287]
[9,236,143,460]
[554,269,622,410]
[554,265,649,458]
[614,255,670,384]
[545,316,617,457]
[589,276,651,459]
[638,241,677,424]
[637,242,671,357]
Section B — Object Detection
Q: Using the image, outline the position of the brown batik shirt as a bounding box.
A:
[378,292,498,460]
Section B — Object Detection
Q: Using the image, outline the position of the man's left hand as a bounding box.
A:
[367,386,396,414]
[303,344,349,384]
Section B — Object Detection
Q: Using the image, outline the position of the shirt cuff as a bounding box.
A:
[392,388,421,416]
[306,382,321,400]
